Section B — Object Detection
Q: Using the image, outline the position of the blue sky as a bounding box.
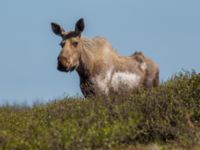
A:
[0,0,200,105]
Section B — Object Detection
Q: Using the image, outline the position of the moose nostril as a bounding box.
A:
[57,61,65,69]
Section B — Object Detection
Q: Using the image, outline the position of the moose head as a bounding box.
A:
[51,18,85,72]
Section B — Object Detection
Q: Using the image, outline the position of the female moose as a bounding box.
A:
[51,18,159,96]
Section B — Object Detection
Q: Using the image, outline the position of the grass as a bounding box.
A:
[0,71,200,150]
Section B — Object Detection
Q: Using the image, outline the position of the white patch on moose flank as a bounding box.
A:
[95,68,112,94]
[95,69,141,94]
[111,72,141,91]
[140,62,147,71]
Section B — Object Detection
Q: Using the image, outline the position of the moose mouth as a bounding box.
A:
[57,64,77,72]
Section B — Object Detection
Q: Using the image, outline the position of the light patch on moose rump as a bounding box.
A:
[111,72,141,91]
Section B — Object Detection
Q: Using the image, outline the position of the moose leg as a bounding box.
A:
[153,71,160,87]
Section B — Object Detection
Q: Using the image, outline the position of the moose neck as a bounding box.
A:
[76,37,118,80]
[76,38,96,80]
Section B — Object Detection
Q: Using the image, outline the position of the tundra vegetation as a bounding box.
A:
[0,71,200,150]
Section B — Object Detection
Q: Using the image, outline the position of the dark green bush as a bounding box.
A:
[0,72,200,149]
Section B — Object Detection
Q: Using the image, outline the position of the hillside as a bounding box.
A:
[0,72,200,150]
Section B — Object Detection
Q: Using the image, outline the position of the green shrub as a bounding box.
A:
[0,72,200,149]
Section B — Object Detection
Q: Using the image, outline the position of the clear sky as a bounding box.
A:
[0,0,200,105]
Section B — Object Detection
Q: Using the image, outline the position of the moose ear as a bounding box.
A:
[75,18,85,33]
[51,22,65,36]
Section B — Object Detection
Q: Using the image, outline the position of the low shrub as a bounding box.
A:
[0,72,200,149]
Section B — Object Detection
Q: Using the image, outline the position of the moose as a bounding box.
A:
[51,18,159,97]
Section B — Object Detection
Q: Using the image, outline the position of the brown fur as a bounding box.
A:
[51,19,160,97]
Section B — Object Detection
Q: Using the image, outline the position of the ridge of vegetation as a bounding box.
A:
[0,72,200,150]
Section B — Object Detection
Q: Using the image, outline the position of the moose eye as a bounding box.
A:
[72,41,78,47]
[60,41,65,48]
